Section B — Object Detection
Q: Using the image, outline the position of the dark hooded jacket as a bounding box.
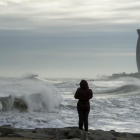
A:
[74,80,93,108]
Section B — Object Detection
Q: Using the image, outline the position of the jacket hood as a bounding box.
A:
[80,80,89,89]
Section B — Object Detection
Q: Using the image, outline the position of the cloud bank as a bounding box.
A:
[0,0,140,31]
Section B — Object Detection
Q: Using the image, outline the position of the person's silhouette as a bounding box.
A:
[74,80,93,131]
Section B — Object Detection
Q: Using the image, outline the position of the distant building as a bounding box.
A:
[108,30,140,80]
[109,72,140,79]
[136,29,140,74]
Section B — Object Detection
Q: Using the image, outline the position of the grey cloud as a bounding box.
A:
[0,15,33,30]
[0,14,139,33]
[0,0,140,31]
[0,26,137,52]
[115,5,140,11]
[0,0,139,78]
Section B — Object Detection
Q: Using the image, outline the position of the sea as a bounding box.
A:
[0,74,140,133]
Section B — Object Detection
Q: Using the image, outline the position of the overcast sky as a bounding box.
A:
[0,0,140,78]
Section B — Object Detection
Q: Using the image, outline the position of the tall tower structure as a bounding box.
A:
[136,29,140,73]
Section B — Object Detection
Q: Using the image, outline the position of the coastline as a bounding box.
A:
[0,125,140,140]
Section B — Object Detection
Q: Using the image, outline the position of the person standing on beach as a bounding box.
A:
[74,80,93,132]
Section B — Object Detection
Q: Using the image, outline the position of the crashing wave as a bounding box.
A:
[103,84,140,94]
[0,74,63,112]
[0,92,62,112]
[23,74,38,79]
[0,95,27,111]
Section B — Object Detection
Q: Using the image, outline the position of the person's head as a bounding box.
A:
[80,80,89,89]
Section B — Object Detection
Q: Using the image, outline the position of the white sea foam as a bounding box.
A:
[0,76,62,112]
[0,76,140,132]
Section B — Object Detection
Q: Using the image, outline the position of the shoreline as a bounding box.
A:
[0,125,140,140]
